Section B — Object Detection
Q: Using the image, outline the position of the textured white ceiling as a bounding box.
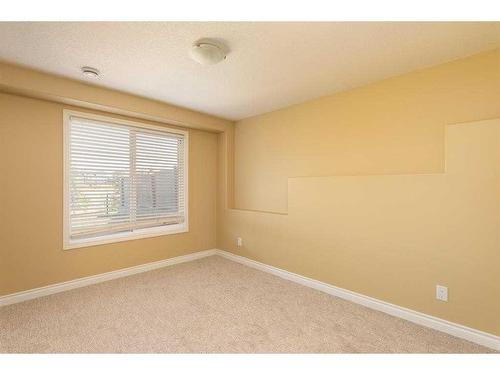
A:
[0,22,499,120]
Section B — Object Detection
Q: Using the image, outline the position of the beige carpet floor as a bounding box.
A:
[0,256,495,353]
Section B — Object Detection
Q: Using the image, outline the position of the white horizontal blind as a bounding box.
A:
[68,116,186,241]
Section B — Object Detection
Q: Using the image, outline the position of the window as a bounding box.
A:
[63,111,188,249]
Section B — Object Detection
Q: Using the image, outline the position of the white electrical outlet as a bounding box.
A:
[236,237,243,247]
[436,285,448,302]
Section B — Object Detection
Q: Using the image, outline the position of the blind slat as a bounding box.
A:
[68,116,186,241]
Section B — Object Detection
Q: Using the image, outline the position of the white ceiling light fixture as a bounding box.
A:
[81,66,100,78]
[189,40,227,65]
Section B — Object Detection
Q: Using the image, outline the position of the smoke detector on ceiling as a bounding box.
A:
[81,66,100,78]
[189,40,227,65]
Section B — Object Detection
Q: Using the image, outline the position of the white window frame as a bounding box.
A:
[63,110,189,250]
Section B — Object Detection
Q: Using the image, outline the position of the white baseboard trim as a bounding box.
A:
[0,249,217,307]
[215,249,500,351]
[1,247,498,350]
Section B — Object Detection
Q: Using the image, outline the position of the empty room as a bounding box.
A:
[1,2,499,369]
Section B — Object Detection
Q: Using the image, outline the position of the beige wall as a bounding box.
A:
[0,93,219,296]
[218,49,500,335]
[234,49,500,213]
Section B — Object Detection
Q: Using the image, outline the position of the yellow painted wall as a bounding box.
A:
[218,49,500,335]
[0,93,219,296]
[234,49,500,213]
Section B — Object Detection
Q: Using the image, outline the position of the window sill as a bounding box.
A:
[64,224,188,250]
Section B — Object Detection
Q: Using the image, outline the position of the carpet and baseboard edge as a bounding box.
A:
[215,250,500,351]
[0,249,217,307]
[0,248,498,350]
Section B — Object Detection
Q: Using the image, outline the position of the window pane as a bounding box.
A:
[135,131,181,222]
[69,121,131,238]
[66,114,187,246]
